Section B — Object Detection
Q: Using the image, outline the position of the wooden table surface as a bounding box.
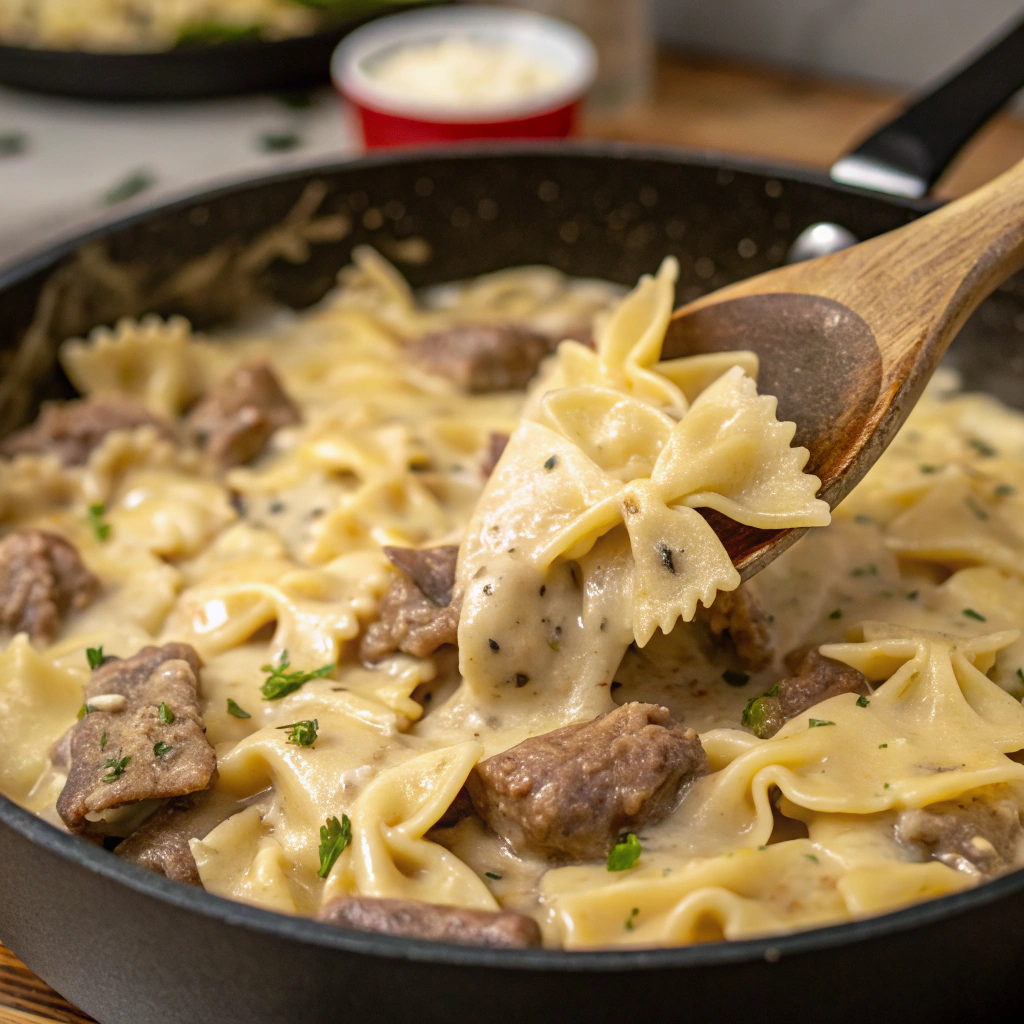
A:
[3,47,1024,1024]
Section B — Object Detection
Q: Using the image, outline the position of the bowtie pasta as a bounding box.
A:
[2,248,1024,952]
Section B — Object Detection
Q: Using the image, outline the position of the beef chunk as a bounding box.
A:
[317,896,541,948]
[115,791,226,885]
[468,702,709,861]
[187,361,299,468]
[742,646,869,739]
[700,584,773,672]
[0,529,99,644]
[360,545,461,662]
[480,432,510,478]
[408,324,554,393]
[2,398,174,467]
[896,795,1024,877]
[383,544,457,606]
[51,727,73,772]
[56,643,216,833]
[433,786,475,829]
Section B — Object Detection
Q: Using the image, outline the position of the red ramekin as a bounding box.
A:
[331,5,598,150]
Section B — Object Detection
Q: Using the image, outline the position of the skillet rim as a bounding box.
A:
[0,139,937,287]
[0,140,993,974]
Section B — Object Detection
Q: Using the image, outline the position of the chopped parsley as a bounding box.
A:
[102,755,131,783]
[277,719,318,747]
[488,638,501,652]
[153,741,172,757]
[829,608,842,619]
[995,483,1015,498]
[87,503,111,542]
[804,853,819,864]
[317,814,352,879]
[548,638,560,651]
[625,907,640,931]
[0,131,27,157]
[275,90,315,110]
[543,455,558,470]
[227,698,251,719]
[884,783,891,789]
[77,703,97,720]
[86,646,105,670]
[606,832,642,871]
[856,695,870,708]
[879,743,888,749]
[919,464,941,474]
[177,21,261,46]
[100,732,108,751]
[808,718,835,728]
[257,130,303,153]
[260,650,334,700]
[722,669,750,687]
[485,871,502,880]
[102,168,155,206]
[851,564,877,578]
[968,438,997,458]
[907,591,919,600]
[963,608,987,622]
[158,702,175,725]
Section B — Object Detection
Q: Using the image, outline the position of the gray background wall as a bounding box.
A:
[652,0,1024,91]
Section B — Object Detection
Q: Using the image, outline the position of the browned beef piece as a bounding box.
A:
[115,791,227,884]
[2,398,174,467]
[407,324,554,393]
[700,584,773,672]
[317,896,542,949]
[50,727,73,772]
[468,702,709,861]
[383,544,458,605]
[187,361,300,468]
[360,545,461,662]
[741,646,869,739]
[56,643,216,834]
[480,432,510,478]
[0,529,99,644]
[433,786,475,829]
[896,795,1024,877]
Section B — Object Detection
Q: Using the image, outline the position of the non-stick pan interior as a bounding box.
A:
[2,146,1024,1024]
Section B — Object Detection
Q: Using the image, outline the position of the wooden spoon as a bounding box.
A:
[662,157,1024,579]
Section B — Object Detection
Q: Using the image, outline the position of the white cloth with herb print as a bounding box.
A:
[0,84,356,271]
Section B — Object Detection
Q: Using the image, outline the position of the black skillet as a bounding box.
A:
[2,17,1024,1024]
[0,3,430,102]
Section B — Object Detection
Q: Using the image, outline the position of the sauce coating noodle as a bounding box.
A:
[2,249,1024,949]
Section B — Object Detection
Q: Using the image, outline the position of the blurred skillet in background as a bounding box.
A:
[3,16,1024,1024]
[0,1,438,101]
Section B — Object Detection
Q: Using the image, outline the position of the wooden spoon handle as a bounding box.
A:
[823,155,1024,373]
[678,156,1024,386]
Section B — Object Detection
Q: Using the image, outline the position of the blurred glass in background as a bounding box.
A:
[494,0,654,109]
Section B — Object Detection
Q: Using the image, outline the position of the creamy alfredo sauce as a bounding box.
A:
[2,248,1024,949]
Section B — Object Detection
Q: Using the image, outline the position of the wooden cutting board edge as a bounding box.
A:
[0,945,95,1024]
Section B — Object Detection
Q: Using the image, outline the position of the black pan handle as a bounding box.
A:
[830,12,1024,198]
